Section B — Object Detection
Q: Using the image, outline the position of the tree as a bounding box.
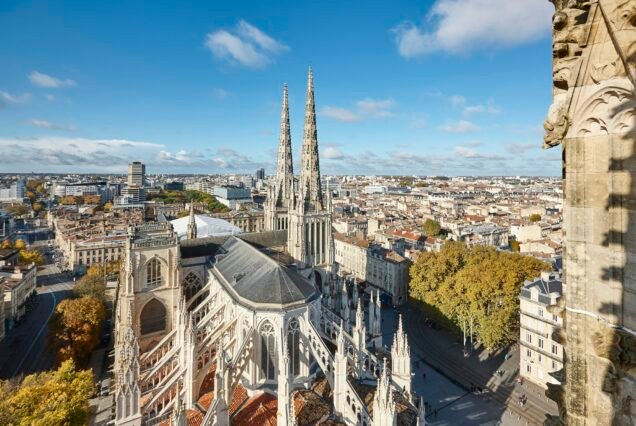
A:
[6,205,28,216]
[409,242,548,350]
[19,250,44,266]
[510,240,521,252]
[1,240,13,249]
[14,239,26,250]
[423,219,442,237]
[61,196,78,205]
[529,213,541,223]
[50,296,105,364]
[103,201,113,211]
[73,274,106,301]
[0,359,93,426]
[32,202,44,213]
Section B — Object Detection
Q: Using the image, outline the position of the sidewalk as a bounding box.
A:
[400,303,558,425]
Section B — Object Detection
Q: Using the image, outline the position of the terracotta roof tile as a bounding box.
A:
[228,383,249,416]
[231,392,277,426]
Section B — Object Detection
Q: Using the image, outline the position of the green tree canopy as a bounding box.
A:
[409,241,548,350]
[0,359,93,426]
[423,219,442,236]
[529,213,542,222]
[73,274,106,301]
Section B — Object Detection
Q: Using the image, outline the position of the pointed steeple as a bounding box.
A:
[275,83,294,206]
[186,202,197,240]
[416,396,426,426]
[298,67,324,211]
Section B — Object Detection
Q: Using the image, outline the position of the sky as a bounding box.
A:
[0,0,561,176]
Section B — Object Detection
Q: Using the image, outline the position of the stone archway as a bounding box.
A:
[140,299,167,335]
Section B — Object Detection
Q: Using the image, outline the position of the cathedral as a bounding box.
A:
[113,69,421,426]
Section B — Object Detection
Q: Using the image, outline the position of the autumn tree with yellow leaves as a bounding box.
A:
[49,296,105,364]
[409,241,548,350]
[0,359,93,426]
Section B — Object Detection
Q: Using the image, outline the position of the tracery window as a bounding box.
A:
[287,318,300,376]
[260,321,277,381]
[183,272,202,301]
[146,258,162,287]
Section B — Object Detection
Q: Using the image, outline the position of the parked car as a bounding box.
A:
[100,379,111,397]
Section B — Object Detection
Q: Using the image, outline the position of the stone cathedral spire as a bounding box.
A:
[265,84,295,232]
[298,67,324,211]
[276,83,294,204]
[287,67,333,268]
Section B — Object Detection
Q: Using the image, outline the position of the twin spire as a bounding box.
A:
[274,67,324,211]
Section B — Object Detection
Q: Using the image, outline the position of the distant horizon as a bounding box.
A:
[0,172,561,179]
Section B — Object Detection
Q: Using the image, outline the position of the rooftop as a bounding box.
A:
[213,236,317,308]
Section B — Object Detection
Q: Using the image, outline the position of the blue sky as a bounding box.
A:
[0,0,560,176]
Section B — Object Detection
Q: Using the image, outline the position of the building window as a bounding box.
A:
[552,344,558,355]
[140,299,167,334]
[526,364,531,374]
[538,308,543,317]
[260,321,277,381]
[183,272,203,302]
[538,338,544,349]
[552,314,558,322]
[552,360,557,370]
[526,332,532,344]
[146,258,162,287]
[526,349,532,357]
[538,354,542,362]
[287,318,300,377]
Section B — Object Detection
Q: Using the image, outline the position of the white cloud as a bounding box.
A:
[410,114,427,129]
[321,107,361,123]
[29,71,76,88]
[504,142,537,154]
[393,0,553,58]
[0,137,270,172]
[213,88,231,99]
[236,20,288,54]
[205,20,289,68]
[440,120,478,133]
[28,119,76,131]
[0,91,31,108]
[454,145,506,160]
[464,101,500,115]
[449,95,466,108]
[321,98,395,123]
[356,99,395,118]
[448,94,500,115]
[323,146,344,160]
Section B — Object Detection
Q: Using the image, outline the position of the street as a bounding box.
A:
[0,262,75,379]
[386,303,558,425]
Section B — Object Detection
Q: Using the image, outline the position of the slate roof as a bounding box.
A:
[213,236,317,308]
[180,236,228,259]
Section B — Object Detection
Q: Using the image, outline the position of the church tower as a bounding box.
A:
[264,83,295,231]
[288,68,333,269]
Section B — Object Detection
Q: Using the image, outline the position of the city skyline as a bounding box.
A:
[0,0,561,176]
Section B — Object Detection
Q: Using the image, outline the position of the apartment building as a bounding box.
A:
[519,271,563,388]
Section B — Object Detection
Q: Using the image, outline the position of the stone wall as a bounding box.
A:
[544,1,636,424]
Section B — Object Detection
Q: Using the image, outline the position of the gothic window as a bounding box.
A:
[287,318,300,376]
[260,321,277,381]
[140,299,167,335]
[183,272,202,301]
[146,258,162,287]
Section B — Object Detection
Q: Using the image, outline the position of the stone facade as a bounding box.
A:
[544,1,636,424]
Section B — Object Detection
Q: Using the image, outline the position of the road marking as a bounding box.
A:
[12,273,63,377]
